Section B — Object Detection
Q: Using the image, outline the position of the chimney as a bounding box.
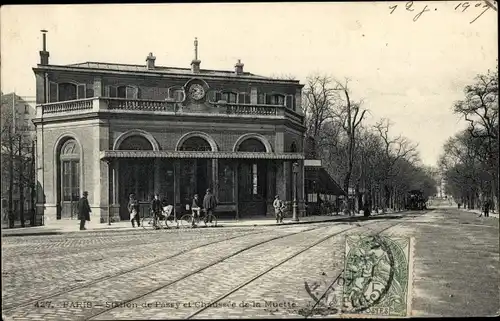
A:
[191,37,201,73]
[146,52,156,70]
[235,59,244,75]
[39,30,50,65]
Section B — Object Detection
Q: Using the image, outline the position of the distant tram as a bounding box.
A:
[406,190,427,210]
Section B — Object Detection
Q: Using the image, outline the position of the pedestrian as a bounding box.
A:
[202,188,217,224]
[191,194,202,227]
[273,195,284,223]
[151,193,162,229]
[128,193,140,228]
[484,200,490,218]
[77,191,91,231]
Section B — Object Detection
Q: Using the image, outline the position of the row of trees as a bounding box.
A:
[302,75,437,214]
[439,68,498,210]
[1,93,36,228]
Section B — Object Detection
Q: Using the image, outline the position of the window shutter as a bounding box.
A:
[266,94,271,105]
[286,95,293,109]
[238,93,245,104]
[77,84,86,99]
[215,92,222,102]
[49,82,58,103]
[104,86,110,97]
[245,93,251,104]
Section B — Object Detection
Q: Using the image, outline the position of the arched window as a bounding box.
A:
[118,135,153,150]
[60,139,80,202]
[179,137,212,151]
[238,138,267,152]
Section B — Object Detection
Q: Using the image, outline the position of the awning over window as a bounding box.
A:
[100,150,305,160]
[305,166,346,196]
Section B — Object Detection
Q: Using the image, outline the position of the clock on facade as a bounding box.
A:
[189,84,205,101]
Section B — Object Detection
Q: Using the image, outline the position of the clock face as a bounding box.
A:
[189,84,205,101]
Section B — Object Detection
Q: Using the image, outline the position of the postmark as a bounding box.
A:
[342,234,412,317]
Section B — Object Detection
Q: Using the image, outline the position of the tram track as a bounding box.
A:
[2,223,325,315]
[88,217,409,320]
[2,214,424,320]
[1,229,270,312]
[185,216,418,319]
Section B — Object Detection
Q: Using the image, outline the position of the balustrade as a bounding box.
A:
[38,98,303,124]
[43,98,93,114]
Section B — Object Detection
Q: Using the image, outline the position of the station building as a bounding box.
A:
[33,34,310,223]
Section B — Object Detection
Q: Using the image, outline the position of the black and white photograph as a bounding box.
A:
[1,2,498,319]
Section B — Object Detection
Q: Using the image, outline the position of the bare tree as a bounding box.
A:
[374,118,418,212]
[302,74,338,157]
[331,78,368,213]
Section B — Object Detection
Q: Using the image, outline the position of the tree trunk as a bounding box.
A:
[8,134,14,228]
[18,136,25,227]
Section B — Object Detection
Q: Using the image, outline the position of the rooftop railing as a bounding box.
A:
[36,97,304,123]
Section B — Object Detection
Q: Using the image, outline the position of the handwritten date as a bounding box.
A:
[388,1,494,24]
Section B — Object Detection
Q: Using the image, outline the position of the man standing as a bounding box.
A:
[128,193,140,228]
[151,193,162,229]
[273,195,284,223]
[77,191,91,230]
[202,188,217,224]
[483,199,491,218]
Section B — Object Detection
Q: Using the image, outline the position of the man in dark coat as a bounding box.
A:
[202,188,217,223]
[77,191,91,230]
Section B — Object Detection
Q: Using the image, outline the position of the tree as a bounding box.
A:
[444,68,499,210]
[374,119,418,212]
[331,78,368,212]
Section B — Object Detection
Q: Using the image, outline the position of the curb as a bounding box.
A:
[1,213,404,237]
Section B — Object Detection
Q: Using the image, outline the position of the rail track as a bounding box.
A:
[2,212,426,320]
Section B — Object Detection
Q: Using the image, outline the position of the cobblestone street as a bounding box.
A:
[2,209,499,320]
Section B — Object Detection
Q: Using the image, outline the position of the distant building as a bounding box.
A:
[1,92,36,223]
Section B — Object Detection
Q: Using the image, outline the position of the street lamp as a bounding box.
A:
[292,162,299,222]
[102,158,112,225]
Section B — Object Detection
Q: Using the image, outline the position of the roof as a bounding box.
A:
[305,166,346,196]
[62,61,286,81]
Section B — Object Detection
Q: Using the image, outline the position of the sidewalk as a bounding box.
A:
[459,208,499,219]
[0,210,403,237]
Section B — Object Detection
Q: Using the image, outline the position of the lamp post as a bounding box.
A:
[103,158,112,225]
[292,162,299,222]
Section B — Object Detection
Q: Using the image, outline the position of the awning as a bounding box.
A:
[100,150,305,160]
[305,166,346,196]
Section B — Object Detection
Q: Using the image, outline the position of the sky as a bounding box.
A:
[1,2,497,166]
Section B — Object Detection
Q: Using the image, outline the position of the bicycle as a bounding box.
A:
[142,205,178,230]
[142,209,165,230]
[180,208,217,228]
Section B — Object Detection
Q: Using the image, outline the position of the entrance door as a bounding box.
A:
[238,161,268,217]
[180,159,212,212]
[119,159,154,220]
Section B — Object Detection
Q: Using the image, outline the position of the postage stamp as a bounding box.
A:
[341,235,413,317]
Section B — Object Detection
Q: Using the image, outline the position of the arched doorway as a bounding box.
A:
[178,136,213,207]
[57,138,81,219]
[118,135,154,220]
[237,138,269,217]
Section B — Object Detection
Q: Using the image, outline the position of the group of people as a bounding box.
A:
[127,188,218,228]
[75,190,290,231]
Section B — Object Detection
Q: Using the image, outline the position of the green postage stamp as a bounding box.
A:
[342,235,413,317]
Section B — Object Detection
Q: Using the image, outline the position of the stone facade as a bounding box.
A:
[33,45,306,224]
